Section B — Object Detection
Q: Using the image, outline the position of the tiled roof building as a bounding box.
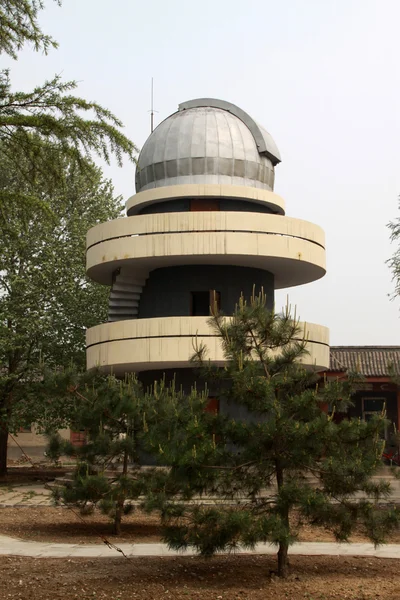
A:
[324,346,400,442]
[329,347,400,377]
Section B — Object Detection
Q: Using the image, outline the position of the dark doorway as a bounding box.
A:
[205,397,219,414]
[190,290,221,316]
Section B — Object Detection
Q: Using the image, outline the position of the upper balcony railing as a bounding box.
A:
[86,211,326,290]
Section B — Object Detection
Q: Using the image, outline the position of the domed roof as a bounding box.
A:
[135,99,281,193]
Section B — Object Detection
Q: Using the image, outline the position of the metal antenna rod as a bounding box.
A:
[148,77,158,132]
[151,77,154,133]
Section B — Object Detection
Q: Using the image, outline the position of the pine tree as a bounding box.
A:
[48,370,154,535]
[144,293,399,578]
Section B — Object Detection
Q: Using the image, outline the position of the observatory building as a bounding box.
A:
[85,99,329,389]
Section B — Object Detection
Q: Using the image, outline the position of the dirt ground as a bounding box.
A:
[0,554,399,600]
[1,495,400,599]
[0,507,162,543]
[2,507,400,545]
[2,471,400,598]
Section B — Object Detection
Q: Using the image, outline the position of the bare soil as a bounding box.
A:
[2,507,400,545]
[0,555,399,599]
[0,507,162,544]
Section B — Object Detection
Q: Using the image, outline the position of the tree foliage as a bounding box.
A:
[47,370,154,535]
[0,0,59,58]
[0,1,137,210]
[0,140,122,473]
[0,0,138,473]
[0,72,138,171]
[143,294,398,578]
[388,197,400,300]
[42,367,209,534]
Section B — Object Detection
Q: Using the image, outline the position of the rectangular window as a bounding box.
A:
[362,397,387,439]
[190,199,220,211]
[190,290,221,316]
[363,398,385,413]
[205,397,220,444]
[70,430,87,447]
[205,397,219,414]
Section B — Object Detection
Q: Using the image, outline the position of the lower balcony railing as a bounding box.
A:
[86,317,329,374]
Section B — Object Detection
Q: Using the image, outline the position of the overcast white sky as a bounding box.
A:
[5,0,400,345]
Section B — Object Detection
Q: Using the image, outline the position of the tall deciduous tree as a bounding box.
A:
[0,73,137,195]
[0,139,122,474]
[144,294,398,578]
[0,0,59,58]
[0,0,138,473]
[0,1,137,211]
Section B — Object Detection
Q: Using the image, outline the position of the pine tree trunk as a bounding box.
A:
[0,425,8,477]
[113,509,122,535]
[276,461,290,578]
[277,540,289,578]
[113,446,129,535]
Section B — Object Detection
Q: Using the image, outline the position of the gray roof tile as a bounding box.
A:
[329,347,400,376]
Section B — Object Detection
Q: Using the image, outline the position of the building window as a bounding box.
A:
[70,430,87,447]
[19,425,31,433]
[205,397,219,414]
[362,397,387,439]
[190,199,219,211]
[190,290,221,316]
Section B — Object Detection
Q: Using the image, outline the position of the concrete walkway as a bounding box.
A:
[4,467,400,507]
[0,534,400,559]
[0,483,52,507]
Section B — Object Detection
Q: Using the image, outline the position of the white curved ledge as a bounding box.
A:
[86,317,330,374]
[86,212,326,290]
[126,184,285,215]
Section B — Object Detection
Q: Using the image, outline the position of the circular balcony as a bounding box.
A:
[86,317,330,374]
[86,212,326,290]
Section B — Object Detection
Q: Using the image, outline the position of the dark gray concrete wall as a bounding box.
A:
[139,368,259,423]
[138,367,267,465]
[139,368,213,396]
[138,265,274,319]
[134,198,275,216]
[220,199,275,214]
[136,198,190,215]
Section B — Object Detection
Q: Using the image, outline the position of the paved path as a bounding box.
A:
[4,467,400,508]
[0,483,51,507]
[3,475,400,508]
[0,534,400,559]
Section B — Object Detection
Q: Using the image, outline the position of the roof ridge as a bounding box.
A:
[330,346,400,350]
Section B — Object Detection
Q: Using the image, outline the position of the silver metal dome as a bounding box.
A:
[135,99,281,193]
